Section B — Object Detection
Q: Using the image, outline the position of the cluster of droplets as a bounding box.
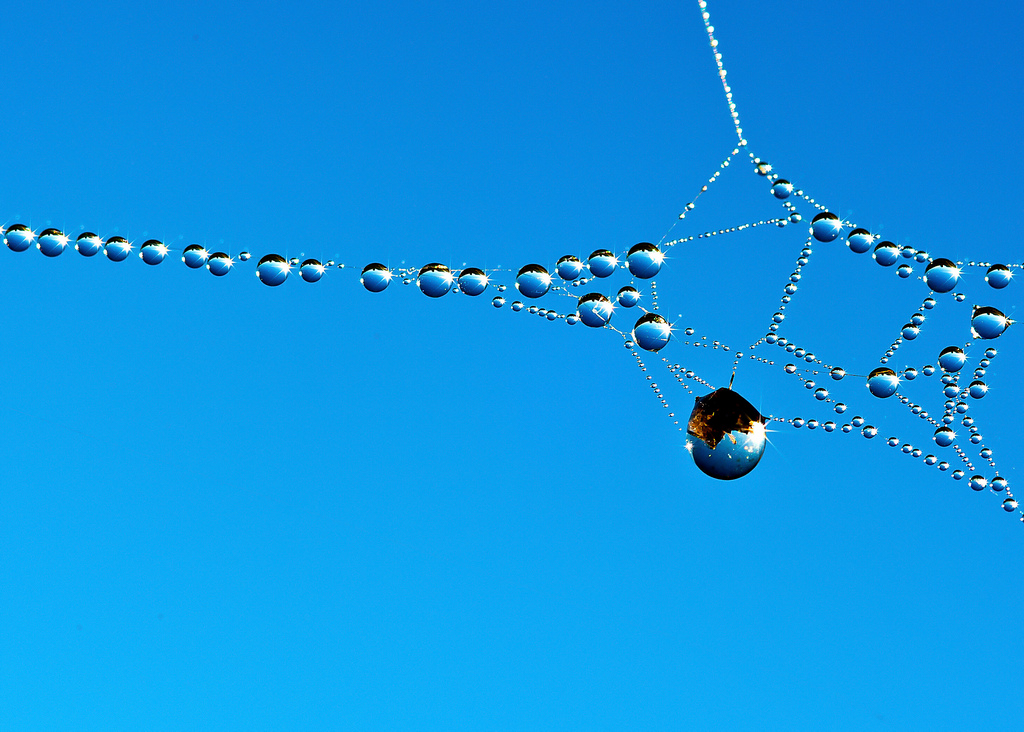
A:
[3,0,1020,520]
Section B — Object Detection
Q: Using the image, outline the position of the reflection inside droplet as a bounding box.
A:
[616,286,640,308]
[626,242,663,279]
[577,292,614,328]
[360,263,391,293]
[924,258,960,293]
[207,252,233,276]
[587,249,617,278]
[257,254,290,286]
[300,259,325,283]
[4,224,35,252]
[971,306,1009,339]
[140,239,168,265]
[182,244,209,269]
[866,367,899,398]
[75,232,103,257]
[37,228,68,257]
[104,236,131,262]
[417,262,453,297]
[810,212,842,242]
[632,313,671,352]
[515,264,552,298]
[687,388,767,480]
[457,267,489,296]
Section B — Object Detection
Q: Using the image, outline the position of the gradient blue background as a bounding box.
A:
[2,1,1021,729]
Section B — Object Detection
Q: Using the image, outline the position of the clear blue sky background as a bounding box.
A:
[2,1,1022,729]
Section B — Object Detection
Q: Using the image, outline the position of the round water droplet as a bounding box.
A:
[755,160,772,176]
[991,476,1007,492]
[828,367,845,381]
[904,367,918,380]
[846,228,873,254]
[300,259,325,283]
[626,242,663,279]
[937,346,966,373]
[924,258,960,293]
[182,244,209,269]
[886,437,899,447]
[4,224,34,252]
[238,251,251,262]
[866,367,899,398]
[555,255,583,281]
[771,179,792,199]
[968,380,988,399]
[632,313,671,352]
[823,421,836,432]
[969,475,987,491]
[577,292,614,328]
[546,311,557,321]
[360,263,391,293]
[515,264,552,298]
[792,417,805,428]
[985,264,1012,289]
[872,241,899,267]
[587,250,617,278]
[952,470,965,480]
[417,262,453,297]
[784,364,797,374]
[687,388,767,480]
[933,427,955,447]
[457,267,488,296]
[811,212,842,242]
[491,296,505,308]
[814,387,829,401]
[922,365,936,376]
[901,324,919,340]
[971,306,1009,339]
[1002,498,1018,512]
[103,236,131,262]
[616,286,640,308]
[834,403,847,414]
[207,252,232,276]
[566,315,578,325]
[862,425,878,438]
[37,228,68,257]
[257,254,290,286]
[511,301,524,312]
[74,232,102,257]
[896,263,913,279]
[140,239,168,265]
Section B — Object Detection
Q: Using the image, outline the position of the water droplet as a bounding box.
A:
[491,296,505,308]
[626,242,663,279]
[924,455,937,465]
[1002,498,1018,512]
[182,245,209,269]
[938,346,966,373]
[577,292,614,328]
[755,160,772,176]
[687,388,767,480]
[886,437,899,447]
[457,267,489,296]
[923,297,936,310]
[971,306,1009,339]
[555,255,583,281]
[968,380,988,399]
[811,212,842,242]
[37,228,68,257]
[924,258,960,293]
[952,470,965,480]
[901,324,920,340]
[616,286,640,308]
[256,254,290,286]
[904,367,918,380]
[852,416,865,427]
[896,263,913,279]
[417,263,453,297]
[862,425,878,438]
[872,241,899,267]
[587,249,617,278]
[103,236,131,262]
[846,228,873,254]
[969,475,987,491]
[933,427,955,447]
[75,232,103,257]
[991,476,1007,492]
[360,263,391,293]
[300,259,325,283]
[813,387,829,401]
[238,251,251,262]
[4,224,34,252]
[834,402,847,414]
[140,239,168,266]
[207,252,232,276]
[829,367,845,381]
[771,179,793,199]
[866,367,900,398]
[923,365,936,376]
[985,264,1012,289]
[515,264,552,298]
[632,313,672,352]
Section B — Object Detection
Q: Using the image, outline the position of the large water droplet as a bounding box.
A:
[771,179,792,199]
[846,228,874,254]
[811,212,842,242]
[37,228,68,257]
[933,427,955,447]
[587,250,618,278]
[207,252,233,276]
[971,306,1009,339]
[140,239,168,265]
[632,313,671,352]
[968,380,988,399]
[4,224,34,252]
[866,367,899,398]
[457,267,489,296]
[616,286,640,308]
[515,264,552,298]
[872,241,899,267]
[626,242,663,279]
[182,244,209,269]
[577,292,614,328]
[417,263,453,297]
[985,264,1012,289]
[75,232,103,257]
[924,258,960,293]
[687,388,767,480]
[300,259,325,283]
[937,346,966,372]
[555,255,583,281]
[104,236,131,262]
[969,475,987,491]
[257,254,290,286]
[360,263,391,293]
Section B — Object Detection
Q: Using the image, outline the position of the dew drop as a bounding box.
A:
[256,254,290,286]
[75,232,103,257]
[555,255,584,281]
[360,263,391,293]
[207,252,233,276]
[872,241,899,267]
[971,306,1009,339]
[632,313,672,352]
[300,259,325,283]
[586,250,617,278]
[616,286,640,308]
[626,242,663,279]
[417,263,454,298]
[924,258,960,293]
[985,264,1012,289]
[687,388,767,480]
[4,224,34,252]
[810,212,842,243]
[457,268,489,296]
[104,236,131,262]
[577,292,614,328]
[515,264,553,298]
[933,427,955,447]
[37,228,69,258]
[182,244,209,269]
[866,367,900,398]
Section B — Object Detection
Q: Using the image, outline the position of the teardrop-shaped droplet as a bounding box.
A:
[687,388,767,480]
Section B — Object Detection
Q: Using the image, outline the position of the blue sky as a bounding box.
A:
[2,1,1022,729]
